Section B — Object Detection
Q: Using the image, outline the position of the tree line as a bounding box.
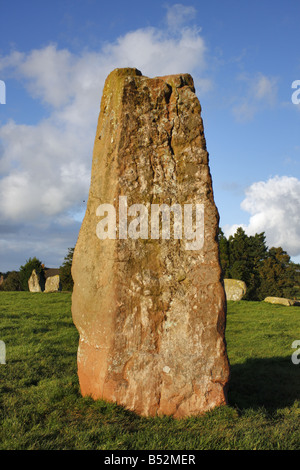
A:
[0,248,74,292]
[1,228,300,300]
[219,227,300,300]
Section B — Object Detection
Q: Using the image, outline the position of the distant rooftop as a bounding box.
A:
[44,268,60,279]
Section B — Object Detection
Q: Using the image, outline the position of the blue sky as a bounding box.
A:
[0,0,300,271]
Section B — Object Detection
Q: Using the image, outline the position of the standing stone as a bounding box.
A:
[224,279,247,301]
[72,68,230,417]
[44,268,61,292]
[45,275,61,293]
[264,296,298,306]
[28,269,42,293]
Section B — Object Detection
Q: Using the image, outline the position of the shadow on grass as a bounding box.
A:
[228,356,300,411]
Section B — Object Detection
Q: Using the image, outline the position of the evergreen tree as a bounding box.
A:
[248,232,268,270]
[257,247,298,300]
[227,228,267,299]
[218,227,298,301]
[290,262,300,299]
[218,228,230,278]
[19,257,44,291]
[1,271,22,291]
[59,247,74,291]
[228,227,249,279]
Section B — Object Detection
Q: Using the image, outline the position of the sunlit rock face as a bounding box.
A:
[71,68,230,418]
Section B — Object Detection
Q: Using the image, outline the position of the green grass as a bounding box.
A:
[0,292,299,450]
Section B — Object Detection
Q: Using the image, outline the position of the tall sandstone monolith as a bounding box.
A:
[28,269,43,293]
[71,68,230,418]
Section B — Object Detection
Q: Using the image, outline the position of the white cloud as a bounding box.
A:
[0,119,92,221]
[0,16,209,225]
[102,26,207,80]
[225,176,300,257]
[165,4,197,29]
[232,73,278,121]
[18,45,75,108]
[0,9,211,270]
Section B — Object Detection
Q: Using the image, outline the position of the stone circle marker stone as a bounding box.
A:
[28,269,43,293]
[264,296,299,307]
[71,68,230,417]
[224,279,247,301]
[45,275,61,293]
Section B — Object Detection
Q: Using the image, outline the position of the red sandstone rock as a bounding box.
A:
[71,68,230,417]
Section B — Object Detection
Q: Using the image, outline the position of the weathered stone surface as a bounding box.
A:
[71,68,230,418]
[264,296,300,307]
[45,275,61,293]
[28,269,43,293]
[224,279,247,301]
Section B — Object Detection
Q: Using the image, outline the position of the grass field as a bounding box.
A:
[0,291,299,450]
